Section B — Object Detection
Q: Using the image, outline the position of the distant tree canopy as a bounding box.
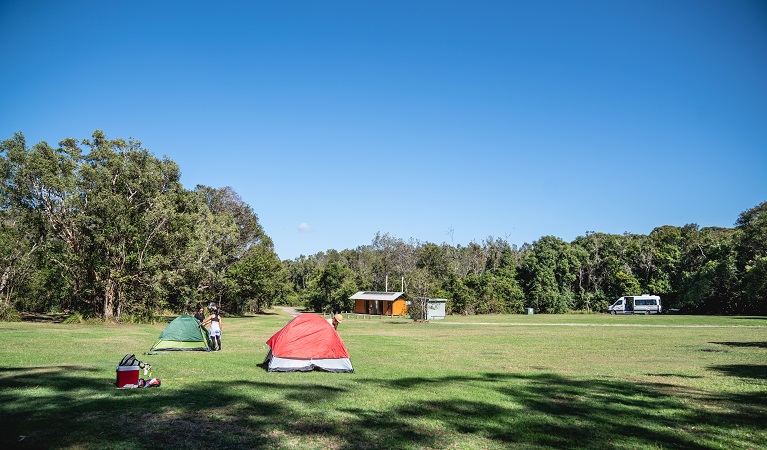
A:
[286,212,767,316]
[2,131,765,318]
[0,131,286,319]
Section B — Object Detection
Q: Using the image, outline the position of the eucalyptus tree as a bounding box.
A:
[285,255,319,291]
[341,246,376,290]
[0,133,85,310]
[736,201,767,263]
[735,201,767,314]
[0,134,47,308]
[677,242,738,314]
[482,236,508,272]
[644,226,681,297]
[156,188,237,311]
[442,272,472,315]
[519,236,578,313]
[392,237,419,292]
[407,266,437,299]
[465,241,488,276]
[196,185,271,253]
[460,268,525,315]
[371,232,398,290]
[416,242,451,281]
[137,182,276,313]
[226,244,288,314]
[181,188,239,303]
[0,210,43,308]
[304,262,357,313]
[76,131,186,319]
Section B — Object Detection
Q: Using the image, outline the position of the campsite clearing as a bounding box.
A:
[1,312,765,449]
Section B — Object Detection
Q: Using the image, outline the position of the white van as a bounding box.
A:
[608,295,662,314]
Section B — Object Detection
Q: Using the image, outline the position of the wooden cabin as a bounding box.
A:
[350,291,408,316]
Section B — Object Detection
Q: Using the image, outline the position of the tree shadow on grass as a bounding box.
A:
[709,341,767,349]
[1,367,766,449]
[360,372,765,449]
[645,373,703,379]
[708,364,767,380]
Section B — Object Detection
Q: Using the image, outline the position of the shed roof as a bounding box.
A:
[350,291,405,301]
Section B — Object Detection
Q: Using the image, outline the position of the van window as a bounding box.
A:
[636,299,656,306]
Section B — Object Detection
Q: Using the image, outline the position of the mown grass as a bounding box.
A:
[1,311,765,449]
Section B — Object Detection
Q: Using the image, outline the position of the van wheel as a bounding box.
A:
[610,311,616,315]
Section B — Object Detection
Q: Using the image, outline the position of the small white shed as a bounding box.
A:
[426,298,446,320]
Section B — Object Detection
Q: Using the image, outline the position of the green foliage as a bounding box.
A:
[226,244,288,314]
[61,311,85,324]
[284,202,767,316]
[613,270,641,296]
[278,293,303,307]
[1,131,277,320]
[742,256,767,315]
[0,304,21,322]
[3,131,766,317]
[304,262,357,313]
[519,236,577,313]
[736,201,767,315]
[117,311,159,324]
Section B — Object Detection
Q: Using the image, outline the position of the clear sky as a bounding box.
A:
[2,1,766,260]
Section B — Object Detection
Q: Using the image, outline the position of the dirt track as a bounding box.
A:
[275,306,301,317]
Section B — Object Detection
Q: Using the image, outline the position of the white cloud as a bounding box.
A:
[298,222,314,233]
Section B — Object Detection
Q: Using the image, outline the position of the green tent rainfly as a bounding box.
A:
[151,315,211,351]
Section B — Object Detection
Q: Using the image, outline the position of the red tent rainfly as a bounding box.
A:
[264,313,354,373]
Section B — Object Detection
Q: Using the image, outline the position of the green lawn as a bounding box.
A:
[1,312,765,449]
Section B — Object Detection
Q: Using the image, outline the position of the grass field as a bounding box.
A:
[1,311,765,449]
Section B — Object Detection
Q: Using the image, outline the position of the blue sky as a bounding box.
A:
[2,1,766,260]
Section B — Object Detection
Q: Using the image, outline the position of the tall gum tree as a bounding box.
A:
[78,131,184,318]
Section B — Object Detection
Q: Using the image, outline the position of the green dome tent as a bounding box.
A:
[151,315,211,351]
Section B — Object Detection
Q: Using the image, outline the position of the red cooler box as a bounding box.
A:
[116,366,140,388]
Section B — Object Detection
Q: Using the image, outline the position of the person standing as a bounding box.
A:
[194,306,206,324]
[201,302,223,351]
[327,313,343,330]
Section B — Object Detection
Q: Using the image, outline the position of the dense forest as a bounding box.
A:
[2,131,765,320]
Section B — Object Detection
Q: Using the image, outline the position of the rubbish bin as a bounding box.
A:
[525,308,534,315]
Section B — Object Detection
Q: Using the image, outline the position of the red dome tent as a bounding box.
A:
[264,313,354,373]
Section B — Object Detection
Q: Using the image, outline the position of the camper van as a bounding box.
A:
[608,295,662,314]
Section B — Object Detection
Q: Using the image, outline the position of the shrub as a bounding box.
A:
[62,311,84,324]
[0,304,21,322]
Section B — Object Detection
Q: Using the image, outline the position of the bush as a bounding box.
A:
[117,312,159,324]
[62,311,85,324]
[0,304,21,322]
[279,293,304,308]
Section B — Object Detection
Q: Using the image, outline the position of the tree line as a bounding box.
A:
[1,131,288,320]
[286,207,766,316]
[2,131,765,320]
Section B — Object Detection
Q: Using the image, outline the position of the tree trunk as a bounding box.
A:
[102,277,116,320]
[0,266,11,306]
